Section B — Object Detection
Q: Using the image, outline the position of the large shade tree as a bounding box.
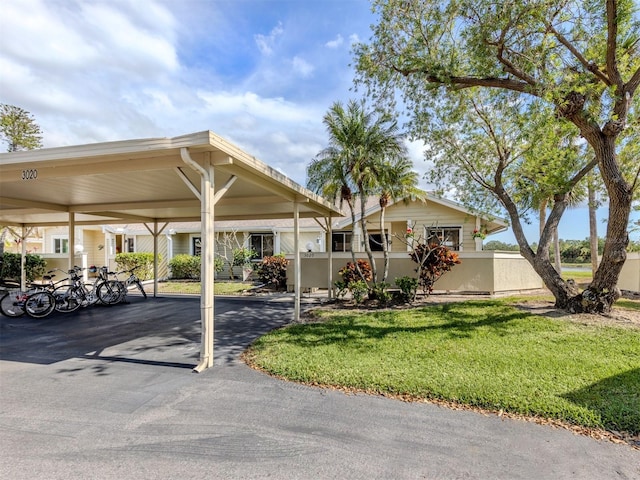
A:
[355,0,639,312]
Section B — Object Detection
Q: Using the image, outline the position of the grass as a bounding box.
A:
[246,299,640,436]
[156,280,252,295]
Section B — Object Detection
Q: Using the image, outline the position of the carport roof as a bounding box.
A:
[0,130,342,226]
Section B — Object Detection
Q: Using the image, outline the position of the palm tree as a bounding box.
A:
[307,100,409,283]
[375,157,424,282]
[307,102,363,279]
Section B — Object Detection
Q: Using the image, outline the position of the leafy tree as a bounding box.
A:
[0,104,43,152]
[0,104,43,259]
[483,240,519,252]
[355,0,639,313]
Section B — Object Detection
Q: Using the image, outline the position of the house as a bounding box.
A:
[17,192,549,294]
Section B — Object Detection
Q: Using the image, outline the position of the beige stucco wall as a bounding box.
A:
[286,251,541,294]
[618,252,640,292]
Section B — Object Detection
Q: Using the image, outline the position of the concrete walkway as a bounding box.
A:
[0,295,638,479]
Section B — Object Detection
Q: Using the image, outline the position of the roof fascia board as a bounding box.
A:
[0,196,69,212]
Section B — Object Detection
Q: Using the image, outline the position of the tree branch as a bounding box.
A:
[546,23,612,86]
[626,67,640,98]
[606,0,624,88]
[391,65,537,95]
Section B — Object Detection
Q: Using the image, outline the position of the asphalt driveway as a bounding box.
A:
[0,295,638,479]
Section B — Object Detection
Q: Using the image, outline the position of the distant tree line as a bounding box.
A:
[485,238,640,263]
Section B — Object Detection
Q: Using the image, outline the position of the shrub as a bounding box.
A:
[410,244,461,293]
[349,280,369,304]
[232,248,257,268]
[115,252,157,280]
[395,276,419,303]
[338,259,373,284]
[0,252,47,283]
[168,254,201,280]
[369,282,392,305]
[334,280,349,299]
[214,256,225,275]
[255,255,289,289]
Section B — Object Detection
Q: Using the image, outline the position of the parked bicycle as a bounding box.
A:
[0,272,60,319]
[52,266,123,312]
[98,265,146,304]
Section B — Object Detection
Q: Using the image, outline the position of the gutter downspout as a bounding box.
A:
[181,147,215,373]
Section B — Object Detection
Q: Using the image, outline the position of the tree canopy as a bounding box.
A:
[354,0,639,312]
[0,104,43,152]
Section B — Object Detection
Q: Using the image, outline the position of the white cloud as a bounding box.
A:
[349,34,361,44]
[325,34,344,48]
[254,22,284,56]
[292,56,314,77]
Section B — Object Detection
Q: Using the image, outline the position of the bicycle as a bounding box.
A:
[99,265,147,304]
[0,279,57,319]
[52,266,123,312]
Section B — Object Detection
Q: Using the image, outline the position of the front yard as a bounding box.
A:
[244,298,640,446]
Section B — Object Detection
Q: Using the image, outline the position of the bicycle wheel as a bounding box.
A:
[0,290,27,317]
[52,285,82,313]
[132,280,147,298]
[24,291,56,319]
[97,281,124,305]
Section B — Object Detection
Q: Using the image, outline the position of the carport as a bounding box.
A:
[0,130,341,371]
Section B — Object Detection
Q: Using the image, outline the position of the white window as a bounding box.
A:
[425,227,461,251]
[332,232,352,252]
[192,236,202,256]
[52,236,69,254]
[125,237,135,253]
[250,233,274,258]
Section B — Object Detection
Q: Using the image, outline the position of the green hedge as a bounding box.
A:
[168,254,225,280]
[1,252,47,283]
[114,252,157,280]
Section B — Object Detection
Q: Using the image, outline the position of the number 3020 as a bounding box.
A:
[21,169,38,180]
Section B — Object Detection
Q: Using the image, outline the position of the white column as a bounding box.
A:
[68,212,75,272]
[294,202,300,321]
[198,158,215,371]
[327,215,333,299]
[20,226,28,290]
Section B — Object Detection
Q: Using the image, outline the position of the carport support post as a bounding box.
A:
[181,147,215,372]
[20,226,29,290]
[294,202,300,321]
[68,212,75,273]
[328,215,333,299]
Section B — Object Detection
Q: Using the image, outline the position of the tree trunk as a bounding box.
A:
[346,199,367,283]
[498,188,579,308]
[588,181,599,275]
[553,230,561,274]
[569,136,632,313]
[380,207,389,282]
[359,195,377,283]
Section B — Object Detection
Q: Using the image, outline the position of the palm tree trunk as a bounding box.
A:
[359,195,377,283]
[379,207,389,282]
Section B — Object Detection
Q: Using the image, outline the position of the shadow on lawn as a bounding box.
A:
[562,367,640,435]
[282,301,527,348]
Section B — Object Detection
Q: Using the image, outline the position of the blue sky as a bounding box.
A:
[0,0,637,245]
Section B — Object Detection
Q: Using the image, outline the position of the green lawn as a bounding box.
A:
[246,299,640,436]
[156,281,252,295]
